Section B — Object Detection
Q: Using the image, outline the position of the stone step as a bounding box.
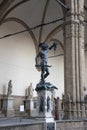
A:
[0,111,5,118]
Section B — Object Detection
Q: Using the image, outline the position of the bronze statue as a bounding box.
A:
[35,42,58,84]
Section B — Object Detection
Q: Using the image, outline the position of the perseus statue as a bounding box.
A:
[35,42,58,84]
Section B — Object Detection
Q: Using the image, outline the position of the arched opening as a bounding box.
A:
[0,20,39,97]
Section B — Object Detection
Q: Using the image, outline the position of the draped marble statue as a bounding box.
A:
[7,80,12,96]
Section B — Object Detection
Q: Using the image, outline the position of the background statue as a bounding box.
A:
[27,83,33,99]
[35,42,58,84]
[51,89,56,101]
[7,80,12,96]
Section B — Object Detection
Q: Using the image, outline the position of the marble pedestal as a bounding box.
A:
[36,89,56,130]
[24,99,34,116]
[2,97,14,117]
[37,90,53,121]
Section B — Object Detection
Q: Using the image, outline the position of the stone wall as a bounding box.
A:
[0,119,87,130]
[56,120,87,130]
[0,95,25,110]
[0,123,44,130]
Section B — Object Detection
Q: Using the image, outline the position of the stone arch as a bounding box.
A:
[1,17,38,53]
[38,0,50,43]
[50,38,64,51]
[38,0,64,43]
[44,20,70,43]
[0,0,64,53]
[1,0,30,21]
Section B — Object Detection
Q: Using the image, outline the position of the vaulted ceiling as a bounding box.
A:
[0,0,87,51]
[0,0,65,52]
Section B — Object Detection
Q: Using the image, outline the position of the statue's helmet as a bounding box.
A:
[39,42,48,50]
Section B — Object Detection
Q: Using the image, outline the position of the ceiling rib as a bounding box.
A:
[50,38,64,50]
[1,0,31,22]
[38,0,50,43]
[0,0,15,21]
[2,17,38,53]
[44,20,71,42]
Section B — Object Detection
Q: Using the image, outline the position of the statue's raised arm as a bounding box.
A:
[49,42,58,51]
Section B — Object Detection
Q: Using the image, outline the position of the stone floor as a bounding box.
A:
[0,117,44,127]
[0,117,87,130]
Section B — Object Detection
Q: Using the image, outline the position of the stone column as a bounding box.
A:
[64,0,85,119]
[78,0,85,118]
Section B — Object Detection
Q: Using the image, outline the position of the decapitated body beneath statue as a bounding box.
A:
[35,81,57,91]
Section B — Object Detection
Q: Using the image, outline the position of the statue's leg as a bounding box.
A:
[44,67,50,79]
[41,66,45,83]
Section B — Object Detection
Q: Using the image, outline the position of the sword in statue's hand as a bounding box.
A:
[35,64,52,68]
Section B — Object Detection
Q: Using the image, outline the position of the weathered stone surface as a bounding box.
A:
[64,0,85,119]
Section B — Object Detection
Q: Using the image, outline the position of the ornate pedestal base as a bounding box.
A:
[2,97,14,117]
[37,90,53,121]
[36,82,57,130]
